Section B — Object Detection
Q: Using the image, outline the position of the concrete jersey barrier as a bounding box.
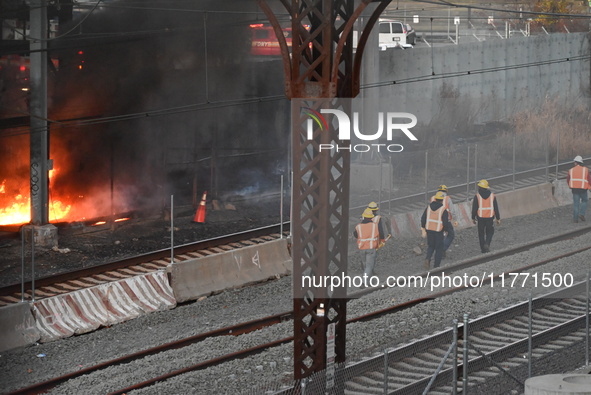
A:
[389,183,561,239]
[0,302,40,352]
[170,238,292,303]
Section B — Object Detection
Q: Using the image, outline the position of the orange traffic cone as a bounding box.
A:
[193,191,207,223]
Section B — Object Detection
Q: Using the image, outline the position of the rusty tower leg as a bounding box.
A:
[257,0,393,387]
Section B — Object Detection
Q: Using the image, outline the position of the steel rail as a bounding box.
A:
[7,311,293,395]
[0,223,290,300]
[55,237,591,394]
[6,226,590,394]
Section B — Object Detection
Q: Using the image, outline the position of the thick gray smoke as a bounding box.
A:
[40,0,290,218]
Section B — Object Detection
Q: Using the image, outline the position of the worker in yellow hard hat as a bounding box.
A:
[430,185,457,258]
[566,155,590,223]
[421,191,452,269]
[471,179,501,253]
[353,207,386,283]
[367,201,392,249]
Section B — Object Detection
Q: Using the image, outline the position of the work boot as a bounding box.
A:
[483,244,490,253]
[580,215,586,222]
[424,259,430,270]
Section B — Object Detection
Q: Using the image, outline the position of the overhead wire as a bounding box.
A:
[2,45,588,140]
[1,1,590,139]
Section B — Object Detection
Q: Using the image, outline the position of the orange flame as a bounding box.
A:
[0,174,72,226]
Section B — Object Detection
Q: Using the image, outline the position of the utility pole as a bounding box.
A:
[29,0,57,246]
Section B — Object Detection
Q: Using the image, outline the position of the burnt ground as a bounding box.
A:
[0,197,284,288]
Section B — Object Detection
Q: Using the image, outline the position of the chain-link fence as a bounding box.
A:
[350,127,589,214]
[244,276,591,394]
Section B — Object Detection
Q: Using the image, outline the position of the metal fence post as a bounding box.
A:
[512,130,516,190]
[170,195,174,264]
[425,150,429,204]
[555,130,560,180]
[528,292,533,378]
[463,313,469,394]
[383,348,389,394]
[587,270,590,366]
[545,128,550,181]
[280,175,284,238]
[474,144,478,195]
[379,159,383,206]
[30,226,35,302]
[453,319,459,394]
[20,226,25,302]
[466,145,470,200]
[389,156,392,215]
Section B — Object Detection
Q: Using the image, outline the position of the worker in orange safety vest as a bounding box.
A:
[566,155,591,223]
[354,208,385,278]
[367,201,392,248]
[429,185,458,258]
[421,191,452,269]
[471,179,501,253]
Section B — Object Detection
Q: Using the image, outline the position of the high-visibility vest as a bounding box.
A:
[477,193,496,218]
[568,166,590,190]
[355,222,379,250]
[425,206,445,232]
[371,214,381,224]
[430,195,452,220]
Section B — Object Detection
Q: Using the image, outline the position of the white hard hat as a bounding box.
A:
[574,155,583,164]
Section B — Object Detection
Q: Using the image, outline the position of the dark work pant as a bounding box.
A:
[426,230,444,268]
[444,225,455,251]
[572,190,589,220]
[477,217,494,252]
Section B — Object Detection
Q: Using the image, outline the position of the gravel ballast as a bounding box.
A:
[1,204,590,395]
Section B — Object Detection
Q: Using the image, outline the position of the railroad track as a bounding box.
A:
[9,226,590,395]
[0,159,578,305]
[350,161,575,215]
[340,282,589,395]
[0,224,289,307]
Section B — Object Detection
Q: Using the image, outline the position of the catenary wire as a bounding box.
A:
[1,50,588,139]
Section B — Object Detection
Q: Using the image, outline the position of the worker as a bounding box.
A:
[566,155,590,223]
[429,185,458,257]
[471,179,501,253]
[367,201,392,248]
[421,191,451,269]
[354,208,385,278]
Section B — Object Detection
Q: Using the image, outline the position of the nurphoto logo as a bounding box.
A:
[302,106,418,153]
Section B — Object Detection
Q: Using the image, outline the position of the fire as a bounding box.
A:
[0,191,29,225]
[0,174,72,226]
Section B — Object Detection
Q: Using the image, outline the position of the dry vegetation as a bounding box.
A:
[501,98,591,162]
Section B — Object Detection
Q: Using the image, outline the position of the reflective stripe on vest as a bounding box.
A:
[430,195,452,220]
[569,166,590,190]
[426,206,445,232]
[477,193,495,218]
[356,222,379,250]
[372,215,381,224]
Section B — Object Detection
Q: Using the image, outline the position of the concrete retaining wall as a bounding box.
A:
[375,33,590,124]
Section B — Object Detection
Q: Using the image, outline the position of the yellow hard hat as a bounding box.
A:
[362,208,375,218]
[477,179,489,189]
[438,185,448,192]
[434,191,445,200]
[368,201,378,210]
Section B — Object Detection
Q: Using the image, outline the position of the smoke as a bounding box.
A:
[27,0,291,220]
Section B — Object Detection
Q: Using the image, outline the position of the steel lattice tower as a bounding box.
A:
[257,0,392,386]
